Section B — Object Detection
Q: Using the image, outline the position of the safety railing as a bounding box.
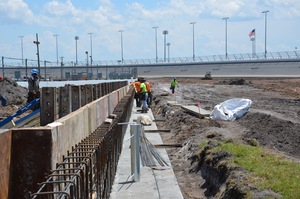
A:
[30,88,134,199]
[1,50,300,68]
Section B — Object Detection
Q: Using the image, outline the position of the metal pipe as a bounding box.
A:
[130,123,140,182]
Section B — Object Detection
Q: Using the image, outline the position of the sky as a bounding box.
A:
[0,0,299,65]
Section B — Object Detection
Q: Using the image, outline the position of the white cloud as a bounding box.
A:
[45,0,77,16]
[0,0,35,23]
[207,0,244,17]
[0,0,299,61]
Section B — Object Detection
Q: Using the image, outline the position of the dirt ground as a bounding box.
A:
[0,78,28,118]
[149,77,300,199]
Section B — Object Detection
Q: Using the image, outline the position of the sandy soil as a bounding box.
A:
[149,77,300,199]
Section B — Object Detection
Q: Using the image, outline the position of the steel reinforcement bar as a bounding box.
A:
[30,88,134,199]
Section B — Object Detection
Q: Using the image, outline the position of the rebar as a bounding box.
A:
[31,88,134,199]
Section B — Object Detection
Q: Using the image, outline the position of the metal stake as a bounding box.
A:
[130,123,140,182]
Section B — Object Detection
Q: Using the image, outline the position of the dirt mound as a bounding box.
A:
[0,77,28,117]
[238,112,300,158]
[218,78,251,85]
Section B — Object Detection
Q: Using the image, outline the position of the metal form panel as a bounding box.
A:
[80,85,87,106]
[11,129,52,199]
[71,85,81,112]
[86,84,93,104]
[40,87,57,126]
[97,84,102,98]
[59,85,72,118]
[92,84,98,100]
[103,83,108,96]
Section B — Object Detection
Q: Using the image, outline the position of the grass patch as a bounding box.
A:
[211,142,300,198]
[199,140,208,149]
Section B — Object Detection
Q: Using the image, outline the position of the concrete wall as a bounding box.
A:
[48,87,127,168]
[2,85,130,199]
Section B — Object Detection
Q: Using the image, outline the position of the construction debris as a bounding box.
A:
[136,115,153,125]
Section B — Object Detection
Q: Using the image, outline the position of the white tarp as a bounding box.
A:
[210,98,252,121]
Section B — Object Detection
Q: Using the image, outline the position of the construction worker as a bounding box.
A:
[140,78,148,113]
[170,77,179,94]
[137,77,143,107]
[27,69,40,110]
[145,79,152,108]
[131,77,142,107]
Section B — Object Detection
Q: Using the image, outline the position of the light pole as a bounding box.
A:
[60,56,64,80]
[86,51,89,78]
[190,22,196,61]
[262,10,270,59]
[167,43,170,62]
[53,34,59,65]
[152,26,159,62]
[33,33,41,77]
[119,30,124,63]
[88,33,93,65]
[18,36,24,65]
[75,36,79,66]
[162,30,168,62]
[222,17,229,59]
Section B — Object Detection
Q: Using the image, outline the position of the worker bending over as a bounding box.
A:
[140,78,148,113]
[145,79,152,108]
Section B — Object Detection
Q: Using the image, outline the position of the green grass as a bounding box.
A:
[211,142,300,198]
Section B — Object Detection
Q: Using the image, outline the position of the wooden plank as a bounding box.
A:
[0,131,11,199]
[153,119,166,122]
[167,101,181,106]
[22,117,40,128]
[181,105,211,117]
[15,109,40,128]
[144,129,171,133]
[133,119,165,122]
[154,143,182,148]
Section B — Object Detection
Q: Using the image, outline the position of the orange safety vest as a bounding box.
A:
[145,81,151,93]
[135,81,141,93]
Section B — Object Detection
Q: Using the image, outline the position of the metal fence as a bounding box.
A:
[1,50,300,68]
[30,88,134,199]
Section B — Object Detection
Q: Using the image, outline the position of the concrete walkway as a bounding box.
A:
[110,103,184,199]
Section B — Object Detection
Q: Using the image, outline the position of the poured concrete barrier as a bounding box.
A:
[48,87,127,167]
[3,85,130,199]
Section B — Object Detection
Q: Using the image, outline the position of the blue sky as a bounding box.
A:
[0,0,299,65]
